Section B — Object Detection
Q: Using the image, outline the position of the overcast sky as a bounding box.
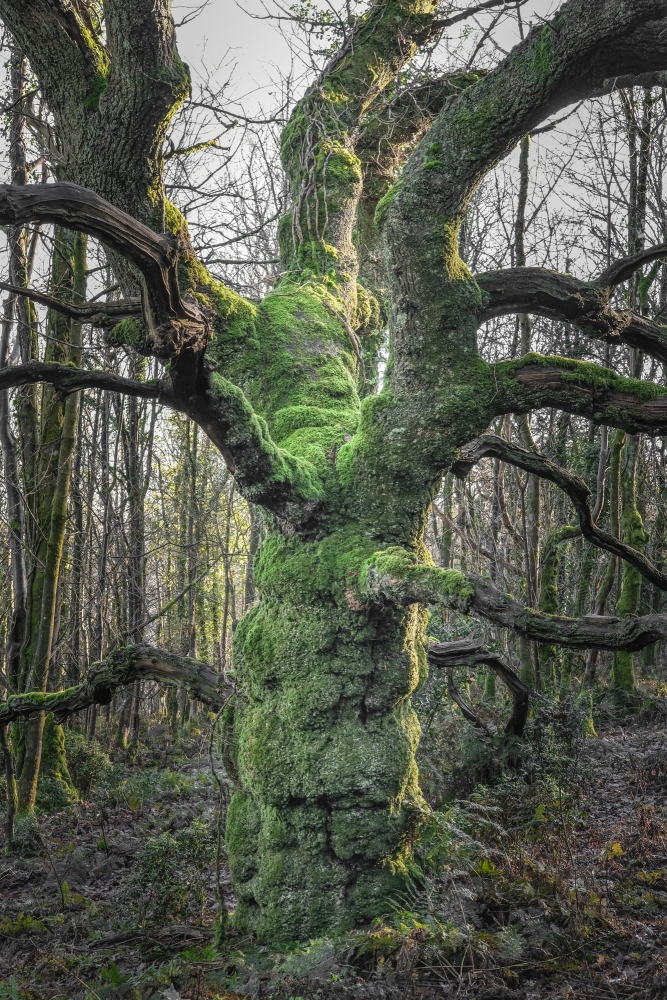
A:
[175,1,292,111]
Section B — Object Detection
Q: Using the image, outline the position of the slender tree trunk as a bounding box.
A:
[68,403,85,686]
[0,293,27,693]
[611,435,647,693]
[440,473,454,569]
[220,480,235,671]
[0,725,17,851]
[584,428,624,687]
[17,232,86,812]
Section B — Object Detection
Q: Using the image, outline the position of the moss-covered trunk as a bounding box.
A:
[224,531,426,941]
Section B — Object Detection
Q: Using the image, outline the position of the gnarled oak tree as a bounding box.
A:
[4,0,667,943]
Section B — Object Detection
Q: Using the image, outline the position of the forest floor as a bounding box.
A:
[0,703,666,1000]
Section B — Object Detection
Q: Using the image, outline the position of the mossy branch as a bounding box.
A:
[0,363,326,529]
[469,575,667,652]
[359,546,667,652]
[495,354,667,435]
[0,0,109,122]
[453,433,667,590]
[0,644,233,727]
[389,1,667,237]
[360,546,474,607]
[280,0,441,275]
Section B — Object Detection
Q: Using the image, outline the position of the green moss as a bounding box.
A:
[83,71,109,111]
[4,685,78,716]
[577,692,597,737]
[452,98,501,153]
[353,282,381,338]
[164,198,190,238]
[360,546,474,606]
[108,318,152,354]
[253,527,375,606]
[529,25,555,83]
[497,352,667,402]
[272,404,356,441]
[316,142,362,189]
[205,278,361,490]
[374,177,403,229]
[538,524,579,669]
[37,714,77,811]
[205,372,326,503]
[612,438,648,694]
[227,526,430,941]
[423,141,444,172]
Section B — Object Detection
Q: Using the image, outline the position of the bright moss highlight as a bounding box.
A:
[496,352,667,402]
[529,25,556,83]
[423,141,444,172]
[206,277,362,490]
[374,177,403,229]
[108,318,152,354]
[360,546,474,607]
[83,70,109,111]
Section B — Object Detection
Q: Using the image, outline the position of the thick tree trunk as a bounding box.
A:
[224,531,425,940]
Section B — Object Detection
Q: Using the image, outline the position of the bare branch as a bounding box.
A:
[384,2,667,439]
[436,0,532,29]
[0,362,176,406]
[428,638,530,737]
[0,279,141,323]
[432,500,524,576]
[452,434,667,590]
[0,644,234,727]
[0,183,206,357]
[595,243,667,289]
[476,264,667,365]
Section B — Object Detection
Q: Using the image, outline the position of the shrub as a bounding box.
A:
[64,728,113,798]
[128,818,214,925]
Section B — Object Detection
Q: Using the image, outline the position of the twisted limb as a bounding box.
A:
[0,644,233,727]
[428,637,529,737]
[453,433,667,591]
[359,548,667,652]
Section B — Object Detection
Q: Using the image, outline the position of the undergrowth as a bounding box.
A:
[0,676,666,999]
